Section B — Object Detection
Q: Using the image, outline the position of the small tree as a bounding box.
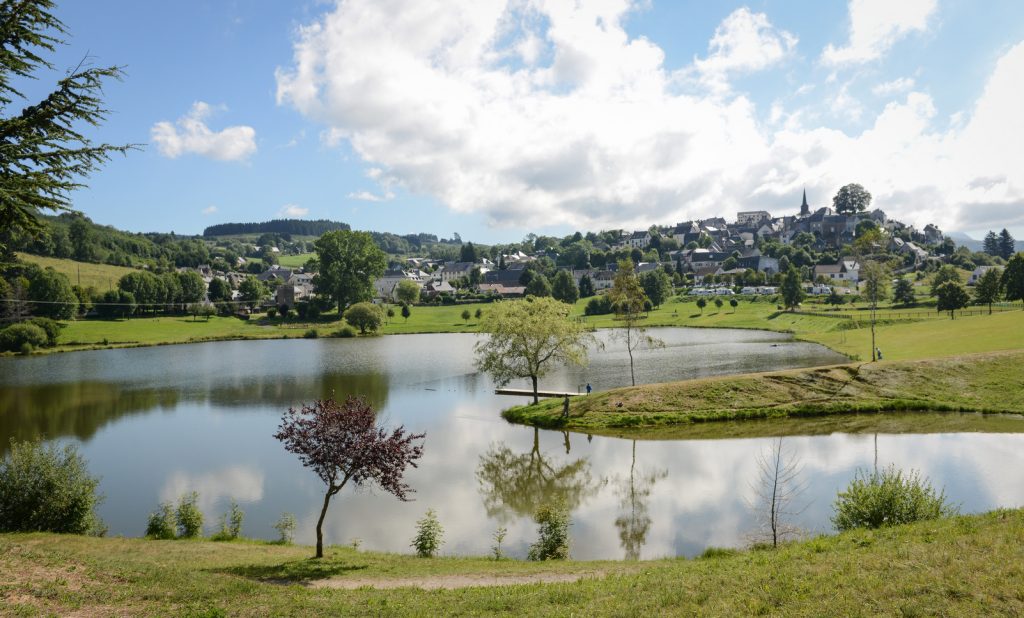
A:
[145,502,176,539]
[175,491,203,538]
[475,307,483,320]
[930,265,960,296]
[610,260,662,386]
[860,261,890,361]
[935,281,971,319]
[713,297,723,311]
[274,397,425,558]
[892,278,916,306]
[527,503,570,561]
[781,266,804,310]
[551,270,580,304]
[475,297,594,404]
[401,303,411,322]
[273,513,296,545]
[0,438,103,534]
[729,298,738,313]
[395,279,420,305]
[461,308,471,323]
[411,508,444,557]
[696,297,706,313]
[832,466,957,531]
[578,274,595,298]
[973,268,1003,314]
[343,302,384,334]
[749,438,806,548]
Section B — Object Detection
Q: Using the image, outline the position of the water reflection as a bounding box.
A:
[476,427,604,520]
[614,441,667,560]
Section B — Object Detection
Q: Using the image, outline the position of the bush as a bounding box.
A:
[334,325,356,338]
[0,323,48,352]
[584,295,613,316]
[266,307,277,318]
[27,317,62,347]
[306,303,321,320]
[175,491,204,538]
[527,503,570,560]
[273,512,296,544]
[832,466,958,531]
[303,328,319,339]
[0,439,103,534]
[146,502,176,539]
[213,500,244,541]
[411,508,444,557]
[491,526,508,561]
[343,302,384,334]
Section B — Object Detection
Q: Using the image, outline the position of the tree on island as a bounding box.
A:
[610,260,661,387]
[973,268,1002,314]
[832,183,872,215]
[274,397,424,559]
[312,230,387,314]
[474,297,594,404]
[0,0,136,262]
[935,281,971,319]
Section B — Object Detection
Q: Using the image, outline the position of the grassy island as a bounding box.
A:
[504,350,1024,437]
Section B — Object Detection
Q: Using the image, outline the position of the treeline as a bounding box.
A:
[203,219,350,237]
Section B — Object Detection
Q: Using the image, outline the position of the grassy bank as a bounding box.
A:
[504,351,1024,435]
[16,253,138,290]
[3,509,1023,616]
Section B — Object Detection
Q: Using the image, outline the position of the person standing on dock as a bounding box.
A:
[562,394,570,419]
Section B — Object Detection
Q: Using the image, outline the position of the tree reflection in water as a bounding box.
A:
[476,427,603,521]
[614,440,667,560]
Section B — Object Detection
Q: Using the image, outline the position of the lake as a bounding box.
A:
[2,329,1023,560]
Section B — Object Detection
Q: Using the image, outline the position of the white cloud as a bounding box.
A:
[275,0,1024,235]
[872,77,916,97]
[279,204,309,217]
[691,8,797,92]
[347,190,395,202]
[822,0,937,66]
[151,102,257,162]
[201,205,218,215]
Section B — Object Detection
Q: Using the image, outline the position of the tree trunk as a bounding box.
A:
[315,490,333,558]
[531,374,538,405]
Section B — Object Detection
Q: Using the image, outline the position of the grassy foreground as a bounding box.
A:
[3,509,1023,616]
[505,350,1024,435]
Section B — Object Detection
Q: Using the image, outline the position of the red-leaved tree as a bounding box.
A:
[274,396,425,558]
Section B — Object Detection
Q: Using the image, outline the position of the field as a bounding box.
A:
[3,509,1023,616]
[277,253,316,268]
[16,254,138,291]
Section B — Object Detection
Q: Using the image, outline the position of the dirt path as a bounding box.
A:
[309,571,606,590]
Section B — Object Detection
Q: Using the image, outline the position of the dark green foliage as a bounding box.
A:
[343,302,384,334]
[459,242,479,263]
[892,278,916,306]
[935,281,971,318]
[983,230,999,256]
[213,501,244,541]
[401,303,411,321]
[175,492,203,538]
[551,270,579,304]
[1002,253,1024,305]
[118,271,163,310]
[584,294,613,316]
[177,271,206,305]
[145,502,176,539]
[640,270,672,308]
[0,322,47,351]
[266,307,277,318]
[335,325,357,338]
[930,265,960,296]
[303,328,319,339]
[528,503,570,561]
[202,219,350,237]
[0,438,103,534]
[238,276,266,309]
[461,308,471,323]
[997,229,1015,260]
[28,268,77,319]
[973,268,1002,313]
[696,298,706,312]
[832,466,957,531]
[314,230,387,313]
[411,508,444,557]
[95,289,135,319]
[781,266,804,309]
[0,0,135,260]
[207,278,231,303]
[578,274,595,298]
[524,273,552,297]
[832,183,872,215]
[26,316,61,346]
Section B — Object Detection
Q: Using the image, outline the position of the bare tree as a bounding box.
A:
[749,438,807,548]
[614,440,667,560]
[609,260,664,386]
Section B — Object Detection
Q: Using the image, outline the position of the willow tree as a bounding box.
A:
[1,0,135,261]
[474,296,593,404]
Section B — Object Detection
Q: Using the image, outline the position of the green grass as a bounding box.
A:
[3,509,1023,615]
[277,253,315,268]
[16,253,139,290]
[504,350,1024,434]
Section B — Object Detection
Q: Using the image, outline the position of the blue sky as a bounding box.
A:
[28,0,1024,243]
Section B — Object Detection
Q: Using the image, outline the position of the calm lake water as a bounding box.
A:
[2,329,1023,560]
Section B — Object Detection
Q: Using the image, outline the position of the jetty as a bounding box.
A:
[494,388,581,398]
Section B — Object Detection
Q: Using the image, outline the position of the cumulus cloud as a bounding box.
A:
[347,190,395,202]
[151,102,257,162]
[821,0,937,66]
[691,8,797,92]
[872,77,916,97]
[279,204,309,217]
[201,205,218,215]
[275,0,1024,235]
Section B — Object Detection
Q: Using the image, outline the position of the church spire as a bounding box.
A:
[800,188,809,217]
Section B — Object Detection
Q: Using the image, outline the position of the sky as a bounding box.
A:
[24,0,1024,244]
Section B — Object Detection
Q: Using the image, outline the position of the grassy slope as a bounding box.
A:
[3,509,1023,616]
[505,350,1024,434]
[16,253,138,290]
[277,253,316,268]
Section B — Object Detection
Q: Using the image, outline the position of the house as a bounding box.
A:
[890,237,929,263]
[627,230,652,249]
[814,259,860,283]
[422,280,455,297]
[373,268,425,300]
[737,251,779,274]
[439,261,478,282]
[968,265,1001,285]
[257,266,293,283]
[477,283,525,298]
[591,270,617,291]
[736,211,772,227]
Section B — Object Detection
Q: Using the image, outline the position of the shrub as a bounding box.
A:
[0,439,103,534]
[491,526,508,560]
[27,317,62,347]
[0,323,48,352]
[278,304,291,319]
[303,328,319,339]
[343,302,384,334]
[175,492,204,538]
[527,503,569,561]
[334,325,356,338]
[266,307,277,318]
[306,303,321,320]
[411,508,444,557]
[273,512,296,544]
[146,502,176,539]
[832,466,958,531]
[213,501,244,541]
[584,295,613,316]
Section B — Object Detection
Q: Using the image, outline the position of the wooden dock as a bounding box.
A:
[494,388,581,398]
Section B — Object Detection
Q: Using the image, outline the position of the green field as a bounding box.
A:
[16,254,138,291]
[3,509,1023,616]
[504,350,1024,435]
[277,253,316,268]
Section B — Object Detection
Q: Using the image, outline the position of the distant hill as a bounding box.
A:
[202,219,350,237]
[948,231,984,252]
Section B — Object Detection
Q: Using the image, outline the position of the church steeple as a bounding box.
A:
[800,188,810,217]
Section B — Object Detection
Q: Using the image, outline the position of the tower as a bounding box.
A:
[800,188,810,217]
